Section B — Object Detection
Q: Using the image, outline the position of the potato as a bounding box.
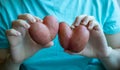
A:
[58,22,89,53]
[29,16,59,46]
[58,22,72,49]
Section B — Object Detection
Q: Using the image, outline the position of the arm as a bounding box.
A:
[0,49,20,70]
[1,14,54,70]
[99,0,120,69]
[1,59,21,70]
[62,15,120,70]
[99,33,120,70]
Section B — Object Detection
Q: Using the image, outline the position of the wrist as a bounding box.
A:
[5,53,21,65]
[0,53,21,70]
[98,47,120,70]
[98,46,113,59]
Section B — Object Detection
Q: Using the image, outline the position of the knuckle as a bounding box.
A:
[6,30,10,35]
[24,14,31,18]
[18,13,32,19]
[81,15,87,18]
[84,16,89,22]
[12,19,26,25]
[6,29,14,35]
[18,14,25,19]
[12,19,22,24]
[24,14,34,20]
[89,16,95,19]
[76,15,87,22]
[94,21,99,25]
[76,16,81,19]
[24,13,31,16]
[10,29,15,33]
[17,19,27,24]
[89,20,93,25]
[75,16,81,22]
[12,20,17,24]
[16,19,24,23]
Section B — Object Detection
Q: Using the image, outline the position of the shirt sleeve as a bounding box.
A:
[103,0,120,34]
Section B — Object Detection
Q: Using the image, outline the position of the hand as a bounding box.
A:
[58,22,89,53]
[6,14,58,63]
[60,15,111,58]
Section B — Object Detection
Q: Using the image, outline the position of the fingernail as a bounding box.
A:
[33,18,36,22]
[31,18,36,23]
[26,24,30,28]
[74,23,79,26]
[40,20,43,22]
[88,26,92,30]
[16,32,21,36]
[50,41,54,46]
[71,25,75,29]
[29,16,36,23]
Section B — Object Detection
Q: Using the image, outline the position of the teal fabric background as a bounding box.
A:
[0,0,120,70]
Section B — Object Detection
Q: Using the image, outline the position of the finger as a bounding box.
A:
[65,49,91,56]
[43,41,54,48]
[70,25,75,29]
[88,21,102,32]
[6,29,23,47]
[93,24,102,31]
[81,16,95,26]
[80,16,88,25]
[88,20,98,30]
[33,16,43,22]
[64,50,74,55]
[18,13,36,23]
[88,20,94,30]
[6,29,21,36]
[12,19,30,29]
[93,20,102,30]
[64,50,80,55]
[73,15,87,26]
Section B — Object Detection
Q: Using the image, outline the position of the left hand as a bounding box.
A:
[66,15,112,58]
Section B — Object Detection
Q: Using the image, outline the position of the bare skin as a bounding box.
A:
[1,14,120,70]
[67,15,120,70]
[2,14,53,70]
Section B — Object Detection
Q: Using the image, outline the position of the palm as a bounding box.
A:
[6,14,59,63]
[8,27,41,63]
[80,27,108,58]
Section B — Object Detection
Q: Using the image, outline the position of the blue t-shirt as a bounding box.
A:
[1,0,120,70]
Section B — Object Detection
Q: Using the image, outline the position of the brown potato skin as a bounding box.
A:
[43,16,59,39]
[68,25,89,52]
[58,23,89,53]
[58,22,72,49]
[29,16,59,46]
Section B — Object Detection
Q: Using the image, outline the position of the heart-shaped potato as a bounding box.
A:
[58,22,89,53]
[29,16,59,46]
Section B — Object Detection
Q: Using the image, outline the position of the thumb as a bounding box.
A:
[64,50,81,55]
[43,41,54,48]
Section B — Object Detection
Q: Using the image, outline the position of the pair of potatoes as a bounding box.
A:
[29,16,89,53]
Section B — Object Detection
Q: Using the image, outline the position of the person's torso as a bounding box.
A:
[0,0,107,70]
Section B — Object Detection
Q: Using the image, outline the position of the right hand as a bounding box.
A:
[59,15,110,58]
[6,14,55,63]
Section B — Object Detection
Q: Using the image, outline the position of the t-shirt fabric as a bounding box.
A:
[0,0,120,70]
